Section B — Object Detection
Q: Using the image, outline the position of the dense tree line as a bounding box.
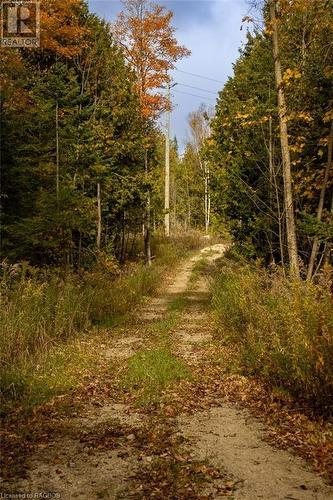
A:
[3,0,330,280]
[208,0,333,278]
[1,1,148,266]
[1,0,194,267]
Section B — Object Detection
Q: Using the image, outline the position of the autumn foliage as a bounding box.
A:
[209,0,333,275]
[113,0,190,118]
[40,0,88,57]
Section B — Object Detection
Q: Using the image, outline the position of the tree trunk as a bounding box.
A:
[186,177,191,230]
[204,174,208,233]
[273,164,285,270]
[204,162,210,234]
[207,165,211,232]
[270,0,300,278]
[307,121,333,279]
[144,148,152,265]
[173,181,177,230]
[105,219,109,246]
[268,114,274,261]
[78,231,82,267]
[130,232,137,258]
[324,192,333,266]
[120,210,126,263]
[55,100,59,201]
[96,182,102,250]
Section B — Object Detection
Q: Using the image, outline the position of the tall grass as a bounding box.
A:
[0,233,204,402]
[211,253,333,410]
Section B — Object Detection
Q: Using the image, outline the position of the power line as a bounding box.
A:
[175,69,224,84]
[177,82,217,95]
[173,89,216,102]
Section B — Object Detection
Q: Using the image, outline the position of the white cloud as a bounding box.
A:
[88,0,249,148]
[169,1,248,148]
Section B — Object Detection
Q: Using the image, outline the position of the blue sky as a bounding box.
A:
[87,0,249,148]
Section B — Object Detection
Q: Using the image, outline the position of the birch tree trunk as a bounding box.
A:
[186,177,191,230]
[207,164,211,232]
[202,159,210,234]
[307,121,333,279]
[270,0,300,278]
[204,172,208,234]
[173,182,177,230]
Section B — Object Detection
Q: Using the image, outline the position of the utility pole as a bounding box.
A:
[165,82,171,237]
[164,81,177,237]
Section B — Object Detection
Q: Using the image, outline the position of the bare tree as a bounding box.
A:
[188,104,213,234]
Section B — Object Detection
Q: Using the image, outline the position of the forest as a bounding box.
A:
[1,0,333,497]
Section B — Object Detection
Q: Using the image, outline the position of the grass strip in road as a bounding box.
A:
[124,347,191,406]
[168,295,189,312]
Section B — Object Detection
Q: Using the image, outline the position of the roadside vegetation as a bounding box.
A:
[211,249,333,413]
[0,233,203,408]
[1,0,333,494]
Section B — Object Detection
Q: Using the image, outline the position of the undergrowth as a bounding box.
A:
[211,250,333,412]
[0,233,203,404]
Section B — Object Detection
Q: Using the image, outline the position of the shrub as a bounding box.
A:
[0,234,204,402]
[211,258,333,410]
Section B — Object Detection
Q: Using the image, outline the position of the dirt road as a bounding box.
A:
[4,245,332,499]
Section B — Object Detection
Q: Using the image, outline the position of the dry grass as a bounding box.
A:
[211,252,333,411]
[0,233,204,403]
